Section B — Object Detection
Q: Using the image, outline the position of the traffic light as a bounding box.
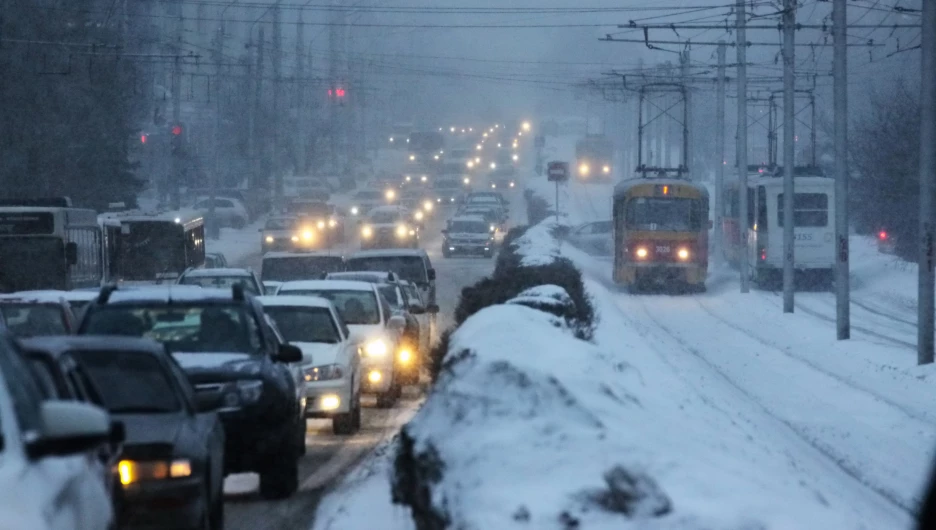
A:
[170,123,184,155]
[335,88,346,98]
[140,134,148,144]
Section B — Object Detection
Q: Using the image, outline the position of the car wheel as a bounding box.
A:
[209,480,224,530]
[332,392,360,435]
[352,394,362,430]
[258,428,300,500]
[297,417,307,456]
[376,381,399,408]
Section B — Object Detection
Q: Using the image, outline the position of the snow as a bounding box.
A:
[508,219,563,266]
[205,220,265,268]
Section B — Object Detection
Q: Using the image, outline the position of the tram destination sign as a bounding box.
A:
[0,212,54,235]
[547,161,569,182]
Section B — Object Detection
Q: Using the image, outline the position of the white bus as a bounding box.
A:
[0,198,103,292]
[103,210,206,282]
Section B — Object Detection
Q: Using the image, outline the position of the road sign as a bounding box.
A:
[547,161,569,182]
[535,135,546,149]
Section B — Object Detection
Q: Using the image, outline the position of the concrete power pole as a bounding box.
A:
[170,1,183,211]
[714,41,726,269]
[736,0,750,293]
[296,14,306,174]
[209,24,224,239]
[253,28,265,191]
[272,3,283,206]
[781,0,796,313]
[919,0,936,364]
[833,0,850,339]
[681,49,693,177]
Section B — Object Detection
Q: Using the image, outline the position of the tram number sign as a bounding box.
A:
[656,245,671,254]
[547,161,569,182]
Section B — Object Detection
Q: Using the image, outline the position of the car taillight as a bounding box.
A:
[760,248,767,261]
[879,230,888,241]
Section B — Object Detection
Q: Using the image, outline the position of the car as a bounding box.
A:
[458,205,508,236]
[261,251,346,283]
[275,280,405,407]
[0,293,76,336]
[568,220,613,255]
[348,189,386,217]
[442,215,496,258]
[204,252,228,269]
[258,295,362,434]
[488,175,516,190]
[345,248,439,307]
[192,196,249,229]
[466,190,509,207]
[13,290,97,321]
[21,336,225,530]
[433,177,466,206]
[324,271,431,380]
[0,332,116,530]
[359,206,420,250]
[77,284,305,500]
[178,267,264,297]
[260,215,301,253]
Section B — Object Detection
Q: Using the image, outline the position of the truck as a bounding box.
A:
[575,134,614,182]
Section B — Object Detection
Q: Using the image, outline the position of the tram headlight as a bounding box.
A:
[635,247,648,260]
[677,248,690,261]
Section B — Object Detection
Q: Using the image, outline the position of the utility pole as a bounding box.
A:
[736,0,750,293]
[208,23,224,239]
[714,41,726,268]
[295,14,306,174]
[781,0,796,312]
[253,28,265,191]
[919,0,936,364]
[328,0,339,172]
[833,0,850,339]
[272,2,283,207]
[681,49,693,176]
[169,1,183,211]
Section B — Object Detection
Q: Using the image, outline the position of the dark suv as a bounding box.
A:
[77,284,305,500]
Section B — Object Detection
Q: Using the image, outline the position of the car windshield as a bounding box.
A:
[261,256,345,282]
[277,289,379,325]
[75,350,181,414]
[179,274,259,295]
[263,306,340,344]
[449,220,489,233]
[346,256,427,284]
[370,211,402,224]
[81,304,261,354]
[0,303,68,337]
[266,218,297,230]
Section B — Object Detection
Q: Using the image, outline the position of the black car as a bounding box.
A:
[77,284,305,500]
[21,336,225,530]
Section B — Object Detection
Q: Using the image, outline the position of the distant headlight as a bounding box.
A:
[350,206,360,215]
[409,154,416,161]
[396,225,408,238]
[421,175,428,183]
[291,235,299,242]
[317,220,326,230]
[414,210,424,221]
[579,163,590,176]
[405,175,412,182]
[362,225,373,238]
[490,162,497,170]
[423,200,434,212]
[463,177,471,185]
[512,154,519,161]
[603,165,611,174]
[304,364,344,382]
[365,340,388,357]
[265,236,274,243]
[302,230,315,241]
[329,218,338,228]
[386,189,396,201]
[509,182,515,188]
[490,224,496,232]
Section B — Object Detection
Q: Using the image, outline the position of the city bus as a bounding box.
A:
[723,166,835,288]
[612,176,710,292]
[105,210,206,282]
[0,198,103,292]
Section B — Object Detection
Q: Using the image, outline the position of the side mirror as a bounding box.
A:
[276,343,303,363]
[26,401,111,459]
[388,315,407,331]
[408,305,426,315]
[427,268,436,281]
[65,242,78,266]
[427,304,440,314]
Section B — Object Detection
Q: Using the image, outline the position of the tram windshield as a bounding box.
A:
[625,197,703,231]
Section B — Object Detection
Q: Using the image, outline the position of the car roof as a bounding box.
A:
[278,280,376,292]
[262,251,344,259]
[98,285,242,304]
[10,290,98,302]
[19,335,165,358]
[256,295,335,309]
[326,271,399,283]
[368,205,407,215]
[449,215,487,223]
[181,268,253,277]
[0,293,66,304]
[347,249,428,259]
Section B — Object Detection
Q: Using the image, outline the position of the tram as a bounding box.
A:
[612,173,710,292]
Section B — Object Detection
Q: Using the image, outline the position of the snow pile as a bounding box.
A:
[506,219,563,267]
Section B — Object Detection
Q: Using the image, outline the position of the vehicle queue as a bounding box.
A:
[0,120,526,530]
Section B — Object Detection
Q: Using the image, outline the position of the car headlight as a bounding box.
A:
[463,177,471,185]
[409,154,416,161]
[317,220,326,230]
[405,175,411,182]
[421,175,428,183]
[635,247,648,259]
[291,235,299,242]
[265,236,274,243]
[490,224,496,232]
[116,459,192,487]
[365,339,388,357]
[414,211,424,221]
[510,182,515,188]
[351,206,359,216]
[305,364,344,382]
[396,225,409,238]
[386,189,396,201]
[362,226,373,238]
[329,218,338,228]
[512,154,519,161]
[398,348,413,363]
[423,201,434,212]
[491,183,496,189]
[303,230,315,241]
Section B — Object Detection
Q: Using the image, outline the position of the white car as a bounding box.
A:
[258,295,362,434]
[359,206,420,250]
[275,280,406,407]
[0,335,115,529]
[193,196,250,229]
[177,267,264,296]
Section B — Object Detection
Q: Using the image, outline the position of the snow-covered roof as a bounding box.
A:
[326,271,399,283]
[277,280,375,292]
[613,176,709,199]
[262,251,344,259]
[368,205,409,215]
[448,215,487,223]
[347,248,428,259]
[20,336,164,358]
[180,268,253,278]
[12,290,97,302]
[256,295,334,309]
[102,285,238,304]
[0,292,67,304]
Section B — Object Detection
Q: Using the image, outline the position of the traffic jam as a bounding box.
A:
[0,122,525,529]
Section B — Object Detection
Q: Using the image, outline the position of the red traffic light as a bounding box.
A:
[335,88,346,98]
[140,134,148,144]
[879,230,888,241]
[171,125,183,136]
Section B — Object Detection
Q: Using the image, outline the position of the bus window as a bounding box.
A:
[757,186,768,230]
[777,193,828,227]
